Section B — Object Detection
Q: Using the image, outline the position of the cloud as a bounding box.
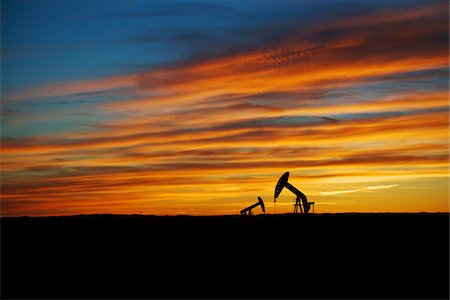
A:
[0,108,21,116]
[6,75,137,102]
[102,1,240,19]
[319,184,399,196]
[366,184,399,190]
[8,1,448,104]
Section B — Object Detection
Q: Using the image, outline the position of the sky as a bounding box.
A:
[1,0,449,216]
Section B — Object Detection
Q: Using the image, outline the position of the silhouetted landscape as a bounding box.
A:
[2,213,449,299]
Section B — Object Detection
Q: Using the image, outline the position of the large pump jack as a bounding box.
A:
[274,172,314,214]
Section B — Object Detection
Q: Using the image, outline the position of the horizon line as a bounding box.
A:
[2,211,449,219]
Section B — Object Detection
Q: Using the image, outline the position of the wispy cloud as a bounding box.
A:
[6,75,137,102]
[319,184,399,196]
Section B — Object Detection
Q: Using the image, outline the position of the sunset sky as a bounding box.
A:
[1,0,449,216]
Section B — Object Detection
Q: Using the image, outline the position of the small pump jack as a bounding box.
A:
[240,197,265,215]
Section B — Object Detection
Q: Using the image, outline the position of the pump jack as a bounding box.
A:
[240,197,265,215]
[274,172,313,214]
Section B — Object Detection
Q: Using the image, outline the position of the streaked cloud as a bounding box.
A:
[319,184,399,196]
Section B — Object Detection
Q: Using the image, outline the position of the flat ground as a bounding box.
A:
[1,213,449,299]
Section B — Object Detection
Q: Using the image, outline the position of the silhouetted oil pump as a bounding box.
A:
[240,197,265,215]
[274,172,313,214]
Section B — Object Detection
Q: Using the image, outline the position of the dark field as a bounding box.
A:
[1,213,449,299]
